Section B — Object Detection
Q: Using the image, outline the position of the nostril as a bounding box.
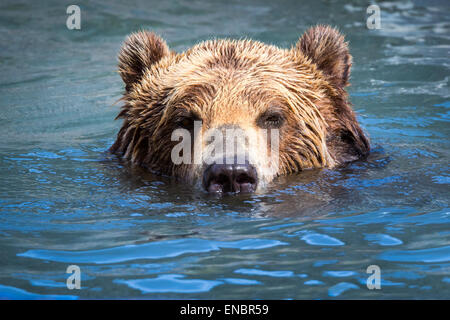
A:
[235,173,255,185]
[208,174,232,193]
[203,165,233,193]
[216,173,231,185]
[234,166,257,193]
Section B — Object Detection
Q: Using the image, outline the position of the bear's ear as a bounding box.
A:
[118,31,170,91]
[296,25,352,88]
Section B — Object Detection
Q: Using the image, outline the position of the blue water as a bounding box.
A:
[0,0,449,299]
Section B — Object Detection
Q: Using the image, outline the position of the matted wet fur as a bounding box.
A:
[110,25,370,190]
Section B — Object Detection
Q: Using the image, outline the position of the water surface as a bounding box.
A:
[0,0,449,299]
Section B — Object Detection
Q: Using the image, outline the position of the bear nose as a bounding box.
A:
[203,163,258,193]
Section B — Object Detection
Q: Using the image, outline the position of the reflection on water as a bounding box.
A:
[0,0,449,299]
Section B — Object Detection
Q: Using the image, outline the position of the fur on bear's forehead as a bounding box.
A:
[182,39,296,71]
[146,39,329,126]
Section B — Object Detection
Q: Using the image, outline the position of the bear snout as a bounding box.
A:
[202,163,258,194]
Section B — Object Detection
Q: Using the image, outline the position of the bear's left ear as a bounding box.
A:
[118,31,170,91]
[296,25,352,88]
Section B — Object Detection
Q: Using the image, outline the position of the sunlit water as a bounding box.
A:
[0,0,449,299]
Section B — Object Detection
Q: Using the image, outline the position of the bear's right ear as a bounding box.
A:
[118,31,170,91]
[296,25,352,88]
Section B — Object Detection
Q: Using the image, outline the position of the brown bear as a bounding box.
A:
[110,25,370,193]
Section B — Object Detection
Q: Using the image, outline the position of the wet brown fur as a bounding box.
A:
[110,25,370,183]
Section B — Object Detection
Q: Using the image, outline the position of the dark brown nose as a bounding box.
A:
[203,163,258,193]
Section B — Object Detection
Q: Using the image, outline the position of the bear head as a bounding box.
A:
[110,25,370,193]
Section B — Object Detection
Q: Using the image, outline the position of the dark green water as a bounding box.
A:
[0,0,449,299]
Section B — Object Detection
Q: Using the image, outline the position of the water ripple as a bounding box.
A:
[300,233,344,246]
[18,238,288,264]
[114,274,221,294]
[379,245,450,263]
[328,282,359,297]
[364,234,403,246]
[0,284,77,300]
[234,268,295,278]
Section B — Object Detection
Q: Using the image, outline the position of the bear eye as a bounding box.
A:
[179,117,193,129]
[175,113,201,130]
[257,110,284,129]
